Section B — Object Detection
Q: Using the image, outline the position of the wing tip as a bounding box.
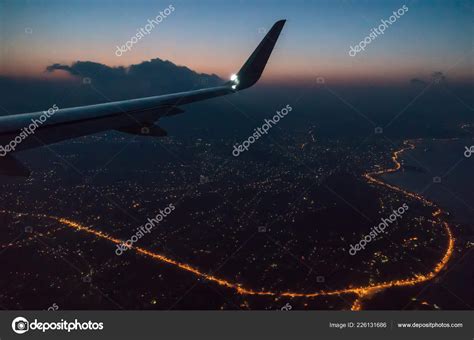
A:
[275,19,286,26]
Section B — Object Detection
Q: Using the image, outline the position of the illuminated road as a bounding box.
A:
[0,140,455,310]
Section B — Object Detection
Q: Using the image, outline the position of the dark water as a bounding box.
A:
[377,138,474,310]
[383,138,474,229]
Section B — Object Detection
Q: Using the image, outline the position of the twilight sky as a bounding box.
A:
[0,0,472,85]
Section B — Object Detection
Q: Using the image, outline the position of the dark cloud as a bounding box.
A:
[45,58,222,94]
[46,62,126,78]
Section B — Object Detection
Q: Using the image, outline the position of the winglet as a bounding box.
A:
[228,20,286,91]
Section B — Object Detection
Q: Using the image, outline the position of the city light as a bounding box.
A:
[0,141,455,310]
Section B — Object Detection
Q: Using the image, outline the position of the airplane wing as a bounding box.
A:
[0,20,286,175]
